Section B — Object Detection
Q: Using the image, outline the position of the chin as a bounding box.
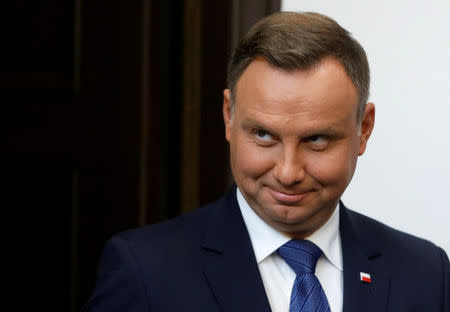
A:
[272,219,318,238]
[265,200,333,231]
[263,204,312,226]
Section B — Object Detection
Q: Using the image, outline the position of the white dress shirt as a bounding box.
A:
[237,188,343,312]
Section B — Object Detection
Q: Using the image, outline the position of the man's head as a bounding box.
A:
[227,11,370,123]
[223,12,375,238]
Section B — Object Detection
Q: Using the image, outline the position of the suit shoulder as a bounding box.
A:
[345,208,443,258]
[110,199,220,252]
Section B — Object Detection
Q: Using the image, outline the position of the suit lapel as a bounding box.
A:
[201,187,271,312]
[340,204,390,312]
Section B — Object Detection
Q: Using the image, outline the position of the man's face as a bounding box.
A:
[223,57,374,238]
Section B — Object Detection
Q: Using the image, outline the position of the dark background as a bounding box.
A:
[1,0,279,310]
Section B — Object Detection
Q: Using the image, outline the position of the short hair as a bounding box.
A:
[227,11,370,122]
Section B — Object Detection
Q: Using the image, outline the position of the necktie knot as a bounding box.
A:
[278,239,330,311]
[277,239,322,275]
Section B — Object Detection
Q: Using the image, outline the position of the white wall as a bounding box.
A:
[282,0,450,254]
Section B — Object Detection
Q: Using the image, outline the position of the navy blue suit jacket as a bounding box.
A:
[83,187,450,311]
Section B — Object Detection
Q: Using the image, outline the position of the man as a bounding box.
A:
[83,12,449,312]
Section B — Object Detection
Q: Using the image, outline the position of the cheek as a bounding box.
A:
[306,145,358,187]
[231,137,275,179]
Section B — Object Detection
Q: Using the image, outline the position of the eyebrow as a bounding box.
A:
[241,118,344,138]
[241,118,267,129]
[241,118,279,135]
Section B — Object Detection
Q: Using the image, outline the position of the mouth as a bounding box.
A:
[266,187,313,205]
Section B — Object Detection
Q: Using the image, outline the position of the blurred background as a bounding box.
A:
[2,0,279,310]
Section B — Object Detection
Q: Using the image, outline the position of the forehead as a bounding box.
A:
[234,57,359,131]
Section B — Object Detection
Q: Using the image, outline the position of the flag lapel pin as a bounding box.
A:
[360,272,372,283]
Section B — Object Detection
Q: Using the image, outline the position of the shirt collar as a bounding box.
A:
[237,187,343,271]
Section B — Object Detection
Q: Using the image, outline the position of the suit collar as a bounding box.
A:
[340,202,390,312]
[201,186,271,311]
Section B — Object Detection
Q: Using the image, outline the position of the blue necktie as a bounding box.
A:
[277,239,331,312]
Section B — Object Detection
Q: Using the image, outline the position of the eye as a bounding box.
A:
[253,129,274,144]
[309,135,324,143]
[306,135,328,150]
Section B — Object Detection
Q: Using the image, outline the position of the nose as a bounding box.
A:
[272,145,305,187]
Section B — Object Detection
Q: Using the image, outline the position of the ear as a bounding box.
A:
[223,89,232,142]
[358,102,375,156]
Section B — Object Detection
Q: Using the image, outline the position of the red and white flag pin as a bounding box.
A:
[360,272,372,283]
